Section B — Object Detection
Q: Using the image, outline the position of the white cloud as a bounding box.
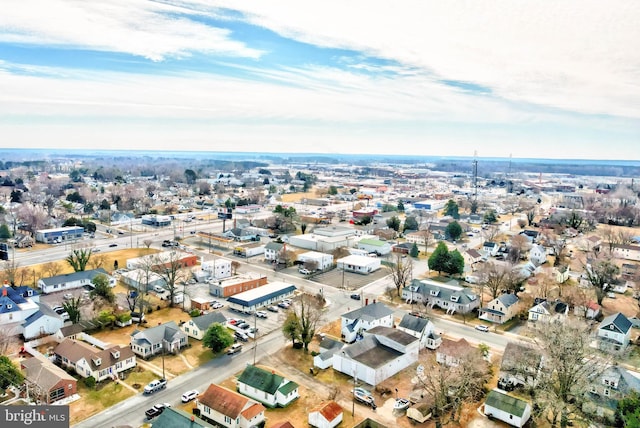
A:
[0,0,262,60]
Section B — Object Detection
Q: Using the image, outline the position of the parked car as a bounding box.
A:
[255,311,268,318]
[145,403,171,420]
[227,343,243,355]
[239,323,251,330]
[277,302,290,309]
[234,332,249,342]
[131,312,145,323]
[181,390,199,403]
[63,293,74,300]
[475,325,490,332]
[350,293,361,300]
[299,268,311,275]
[267,306,279,313]
[153,285,165,293]
[143,378,167,394]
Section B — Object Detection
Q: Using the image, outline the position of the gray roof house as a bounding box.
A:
[313,336,345,369]
[401,279,479,315]
[340,302,394,344]
[130,321,188,358]
[498,342,544,389]
[180,311,227,340]
[22,303,65,340]
[38,268,115,294]
[583,365,640,423]
[264,242,284,261]
[597,312,633,352]
[397,313,441,350]
[480,294,520,324]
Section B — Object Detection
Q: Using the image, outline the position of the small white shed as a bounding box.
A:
[484,389,532,427]
[308,401,343,428]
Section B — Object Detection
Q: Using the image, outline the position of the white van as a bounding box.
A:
[131,312,145,322]
[227,343,243,355]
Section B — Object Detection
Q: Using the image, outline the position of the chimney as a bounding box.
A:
[1,287,6,297]
[365,298,368,306]
[373,299,376,304]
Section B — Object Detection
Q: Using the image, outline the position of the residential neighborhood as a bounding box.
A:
[0,152,639,428]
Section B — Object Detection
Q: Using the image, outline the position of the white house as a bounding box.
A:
[180,312,227,340]
[308,401,343,428]
[201,258,232,280]
[54,338,136,382]
[120,269,165,291]
[529,244,548,265]
[38,268,115,294]
[333,326,419,386]
[402,279,479,315]
[313,336,344,370]
[484,389,532,427]
[336,255,381,275]
[341,302,394,343]
[22,304,65,340]
[0,285,40,335]
[479,294,520,324]
[528,298,569,324]
[264,242,284,262]
[397,313,441,350]
[130,321,188,358]
[483,242,499,257]
[237,364,299,408]
[197,384,266,428]
[297,251,333,271]
[612,244,640,261]
[597,312,632,352]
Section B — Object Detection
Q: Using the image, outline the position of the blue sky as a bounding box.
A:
[0,0,639,160]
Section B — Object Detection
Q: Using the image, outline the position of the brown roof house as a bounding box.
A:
[21,357,77,404]
[196,383,266,428]
[308,401,343,428]
[54,338,136,382]
[436,338,474,367]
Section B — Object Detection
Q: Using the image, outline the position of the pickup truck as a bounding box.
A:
[143,378,167,394]
[145,403,171,420]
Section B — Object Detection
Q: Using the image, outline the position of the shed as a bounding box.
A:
[308,401,343,428]
[484,389,532,427]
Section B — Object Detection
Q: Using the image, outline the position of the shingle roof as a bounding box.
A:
[131,320,186,346]
[398,313,429,333]
[341,335,403,369]
[40,268,109,286]
[59,323,85,337]
[237,365,296,395]
[152,407,215,428]
[190,311,227,331]
[407,279,478,305]
[271,422,295,428]
[500,342,542,373]
[21,357,75,392]
[599,312,632,334]
[366,326,418,346]
[342,302,393,321]
[198,384,251,419]
[265,242,284,251]
[485,389,530,417]
[497,294,519,307]
[54,339,134,371]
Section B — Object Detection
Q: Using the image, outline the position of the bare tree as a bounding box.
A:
[581,254,620,305]
[143,239,153,249]
[152,251,189,308]
[387,253,413,297]
[418,226,432,256]
[290,293,324,352]
[1,259,21,286]
[482,225,500,243]
[479,262,512,300]
[41,261,62,278]
[87,253,107,270]
[508,234,530,263]
[18,204,48,234]
[532,321,609,427]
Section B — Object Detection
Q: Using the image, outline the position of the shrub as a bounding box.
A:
[190,309,201,317]
[147,307,153,314]
[84,376,96,389]
[310,351,319,357]
[116,312,132,323]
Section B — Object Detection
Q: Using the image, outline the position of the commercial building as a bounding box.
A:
[35,226,84,244]
[227,281,296,313]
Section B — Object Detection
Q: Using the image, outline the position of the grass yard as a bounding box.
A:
[122,367,157,391]
[69,379,135,425]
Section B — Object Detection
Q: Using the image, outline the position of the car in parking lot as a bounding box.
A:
[299,268,311,275]
[63,293,74,300]
[234,331,249,342]
[350,293,361,300]
[267,306,279,312]
[255,311,268,318]
[181,390,199,403]
[239,323,251,330]
[277,302,290,309]
[475,325,490,332]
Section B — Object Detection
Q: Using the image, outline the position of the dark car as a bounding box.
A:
[145,403,171,420]
[350,294,361,300]
[109,243,118,247]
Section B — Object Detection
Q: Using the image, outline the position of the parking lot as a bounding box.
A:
[309,266,389,291]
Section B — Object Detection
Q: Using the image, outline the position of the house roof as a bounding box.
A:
[342,302,394,321]
[366,326,418,346]
[0,296,21,313]
[237,364,297,395]
[599,312,632,334]
[59,323,85,337]
[152,407,215,428]
[131,320,186,346]
[341,335,403,369]
[497,294,519,308]
[485,389,530,417]
[500,342,542,373]
[466,249,482,259]
[437,338,472,357]
[407,279,478,305]
[199,384,262,419]
[319,337,343,353]
[265,242,284,251]
[40,268,110,286]
[398,314,429,334]
[189,311,227,331]
[311,401,342,422]
[21,357,75,392]
[271,422,295,428]
[358,238,387,247]
[54,339,134,371]
[241,402,265,420]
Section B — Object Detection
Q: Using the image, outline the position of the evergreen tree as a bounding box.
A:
[410,243,420,257]
[428,242,450,275]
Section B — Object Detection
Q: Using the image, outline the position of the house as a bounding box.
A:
[297,251,333,271]
[597,312,632,351]
[308,401,343,428]
[479,294,520,324]
[583,365,640,423]
[407,399,434,423]
[54,339,136,382]
[612,244,640,262]
[402,279,479,315]
[55,323,85,342]
[397,313,441,349]
[153,407,216,428]
[126,250,197,270]
[483,242,499,257]
[555,265,570,283]
[436,338,474,367]
[0,284,41,334]
[180,312,227,340]
[313,336,344,369]
[357,238,391,256]
[529,244,548,265]
[130,321,188,358]
[341,302,394,343]
[196,383,266,428]
[38,268,116,294]
[21,357,77,404]
[519,230,539,243]
[392,242,413,254]
[332,326,419,385]
[574,300,601,319]
[264,242,284,262]
[527,298,569,324]
[498,342,543,389]
[336,255,381,274]
[224,228,258,242]
[484,389,532,428]
[463,249,483,266]
[237,364,299,408]
[23,304,65,340]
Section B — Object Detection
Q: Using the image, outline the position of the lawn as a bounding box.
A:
[69,379,135,425]
[122,367,158,391]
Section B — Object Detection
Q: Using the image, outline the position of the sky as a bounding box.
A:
[0,0,639,160]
